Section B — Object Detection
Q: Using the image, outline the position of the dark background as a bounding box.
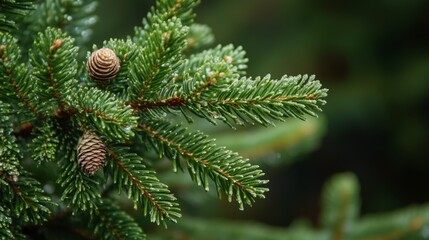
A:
[93,0,429,227]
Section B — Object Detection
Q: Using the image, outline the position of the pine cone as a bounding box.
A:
[87,48,120,83]
[77,130,107,175]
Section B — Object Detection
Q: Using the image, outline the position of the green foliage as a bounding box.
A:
[107,145,181,225]
[185,23,214,51]
[92,200,146,240]
[0,171,56,227]
[213,117,326,163]
[155,0,200,26]
[178,73,326,127]
[0,101,21,177]
[0,205,14,239]
[16,0,97,52]
[0,31,38,116]
[130,15,188,102]
[320,173,360,239]
[0,0,329,238]
[181,44,248,76]
[70,86,138,141]
[29,27,78,114]
[30,119,60,165]
[56,129,102,213]
[138,120,268,210]
[0,0,34,31]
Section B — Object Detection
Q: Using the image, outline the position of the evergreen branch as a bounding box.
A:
[16,0,97,52]
[158,217,321,240]
[129,16,188,102]
[130,60,232,121]
[29,119,60,165]
[135,62,327,128]
[0,205,14,239]
[185,23,214,52]
[155,0,200,26]
[188,74,328,127]
[350,204,429,240]
[92,199,146,240]
[0,101,21,177]
[0,0,35,31]
[69,86,138,141]
[180,73,327,127]
[2,172,56,225]
[180,44,248,76]
[130,95,186,110]
[213,117,326,161]
[58,155,102,213]
[56,129,102,213]
[134,0,199,43]
[30,27,79,112]
[0,32,40,114]
[320,173,360,240]
[59,0,98,46]
[138,120,269,210]
[107,145,181,225]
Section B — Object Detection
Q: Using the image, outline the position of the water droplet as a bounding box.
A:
[43,184,54,194]
[422,226,429,238]
[81,30,91,39]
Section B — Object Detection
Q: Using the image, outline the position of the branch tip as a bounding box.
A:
[0,44,6,57]
[50,39,63,52]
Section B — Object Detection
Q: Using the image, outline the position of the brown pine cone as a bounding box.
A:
[87,48,120,83]
[77,130,107,175]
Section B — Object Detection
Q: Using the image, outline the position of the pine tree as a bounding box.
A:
[0,0,329,239]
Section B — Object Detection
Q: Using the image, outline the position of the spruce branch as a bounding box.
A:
[185,23,214,51]
[58,155,102,213]
[0,0,35,31]
[16,0,97,52]
[138,120,269,210]
[130,59,232,122]
[107,145,181,225]
[92,199,146,240]
[0,32,39,114]
[185,74,327,127]
[180,44,248,76]
[155,0,200,26]
[29,119,60,165]
[56,130,102,213]
[350,205,429,240]
[134,0,199,43]
[29,27,78,113]
[0,171,56,225]
[69,86,138,141]
[0,205,13,239]
[129,16,188,102]
[0,0,331,237]
[320,173,360,240]
[0,101,21,177]
[135,63,327,128]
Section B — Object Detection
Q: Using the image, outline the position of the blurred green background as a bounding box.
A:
[93,0,429,229]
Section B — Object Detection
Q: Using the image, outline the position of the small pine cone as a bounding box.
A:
[87,48,120,83]
[77,130,107,175]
